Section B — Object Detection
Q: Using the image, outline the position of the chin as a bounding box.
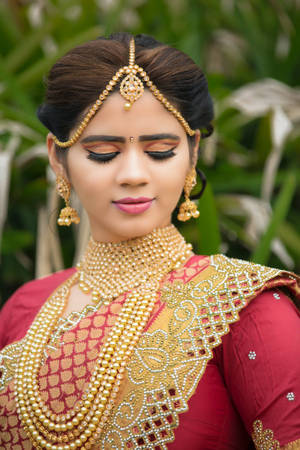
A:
[110,216,170,242]
[114,220,159,241]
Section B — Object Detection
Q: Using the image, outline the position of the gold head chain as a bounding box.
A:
[53,38,196,148]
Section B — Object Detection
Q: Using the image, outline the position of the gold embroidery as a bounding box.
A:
[0,339,25,391]
[281,438,300,449]
[98,255,284,449]
[45,303,99,356]
[252,419,280,449]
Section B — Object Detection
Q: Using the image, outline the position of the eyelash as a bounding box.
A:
[87,151,118,163]
[87,147,177,163]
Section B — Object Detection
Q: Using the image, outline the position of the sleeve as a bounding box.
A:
[0,287,27,350]
[0,268,76,350]
[214,289,300,449]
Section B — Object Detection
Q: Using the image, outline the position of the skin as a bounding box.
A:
[48,90,200,243]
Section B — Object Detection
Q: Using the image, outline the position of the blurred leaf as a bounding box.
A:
[0,55,36,114]
[5,20,59,73]
[251,173,297,264]
[279,222,300,264]
[1,229,34,254]
[197,182,221,254]
[0,101,45,135]
[18,26,103,87]
[0,3,21,50]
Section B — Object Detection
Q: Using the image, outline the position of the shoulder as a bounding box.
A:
[214,287,300,443]
[189,253,300,348]
[223,287,300,350]
[191,253,299,306]
[190,253,283,284]
[0,268,76,349]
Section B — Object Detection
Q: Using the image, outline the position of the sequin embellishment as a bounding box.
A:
[0,339,25,391]
[252,419,280,449]
[273,292,280,300]
[248,351,257,360]
[286,392,295,401]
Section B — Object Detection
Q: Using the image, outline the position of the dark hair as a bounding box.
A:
[38,32,214,197]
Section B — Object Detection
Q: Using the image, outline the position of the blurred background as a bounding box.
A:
[0,0,300,306]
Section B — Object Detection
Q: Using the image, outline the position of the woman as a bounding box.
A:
[0,32,299,450]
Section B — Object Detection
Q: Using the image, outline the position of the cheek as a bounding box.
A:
[67,156,112,203]
[157,158,188,205]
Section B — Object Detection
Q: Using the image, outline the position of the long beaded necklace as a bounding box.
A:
[15,225,193,449]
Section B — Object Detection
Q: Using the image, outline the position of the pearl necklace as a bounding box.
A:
[15,225,193,449]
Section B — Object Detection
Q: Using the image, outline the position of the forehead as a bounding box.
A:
[81,90,185,138]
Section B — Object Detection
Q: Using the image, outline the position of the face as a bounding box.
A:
[48,90,200,242]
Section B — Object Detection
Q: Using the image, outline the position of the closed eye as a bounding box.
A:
[87,150,119,163]
[86,147,176,163]
[146,148,176,160]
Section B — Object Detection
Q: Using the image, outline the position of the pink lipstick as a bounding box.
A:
[113,197,154,214]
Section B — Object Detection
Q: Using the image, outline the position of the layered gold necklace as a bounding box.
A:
[15,225,193,449]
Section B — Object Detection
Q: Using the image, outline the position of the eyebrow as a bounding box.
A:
[138,133,180,142]
[80,135,126,144]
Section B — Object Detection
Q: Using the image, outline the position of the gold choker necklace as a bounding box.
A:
[77,224,192,304]
[15,225,193,449]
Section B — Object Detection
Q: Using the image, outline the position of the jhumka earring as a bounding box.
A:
[177,168,200,222]
[56,175,80,226]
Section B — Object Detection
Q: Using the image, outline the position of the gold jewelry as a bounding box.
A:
[177,168,200,222]
[129,136,134,143]
[52,38,196,148]
[15,225,193,449]
[77,224,192,304]
[56,175,80,226]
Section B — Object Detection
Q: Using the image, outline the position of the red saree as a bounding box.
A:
[0,254,300,449]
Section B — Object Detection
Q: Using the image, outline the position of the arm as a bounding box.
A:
[215,289,300,449]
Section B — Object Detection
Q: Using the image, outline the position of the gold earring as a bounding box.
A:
[56,175,80,226]
[177,168,200,222]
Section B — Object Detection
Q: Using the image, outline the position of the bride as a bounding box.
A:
[0,32,299,450]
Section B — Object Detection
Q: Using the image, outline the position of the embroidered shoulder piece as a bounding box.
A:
[98,255,299,449]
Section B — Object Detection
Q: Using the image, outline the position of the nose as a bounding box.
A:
[115,148,150,186]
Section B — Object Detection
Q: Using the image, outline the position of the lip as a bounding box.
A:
[113,197,154,214]
[114,197,153,204]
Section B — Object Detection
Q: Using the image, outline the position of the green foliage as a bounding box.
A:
[1,0,300,306]
[196,183,221,255]
[252,173,297,264]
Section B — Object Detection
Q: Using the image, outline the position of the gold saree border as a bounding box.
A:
[252,419,280,449]
[281,439,300,449]
[97,255,299,449]
[252,420,300,450]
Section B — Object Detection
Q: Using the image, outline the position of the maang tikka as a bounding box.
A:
[56,175,80,226]
[52,38,196,149]
[177,168,200,222]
